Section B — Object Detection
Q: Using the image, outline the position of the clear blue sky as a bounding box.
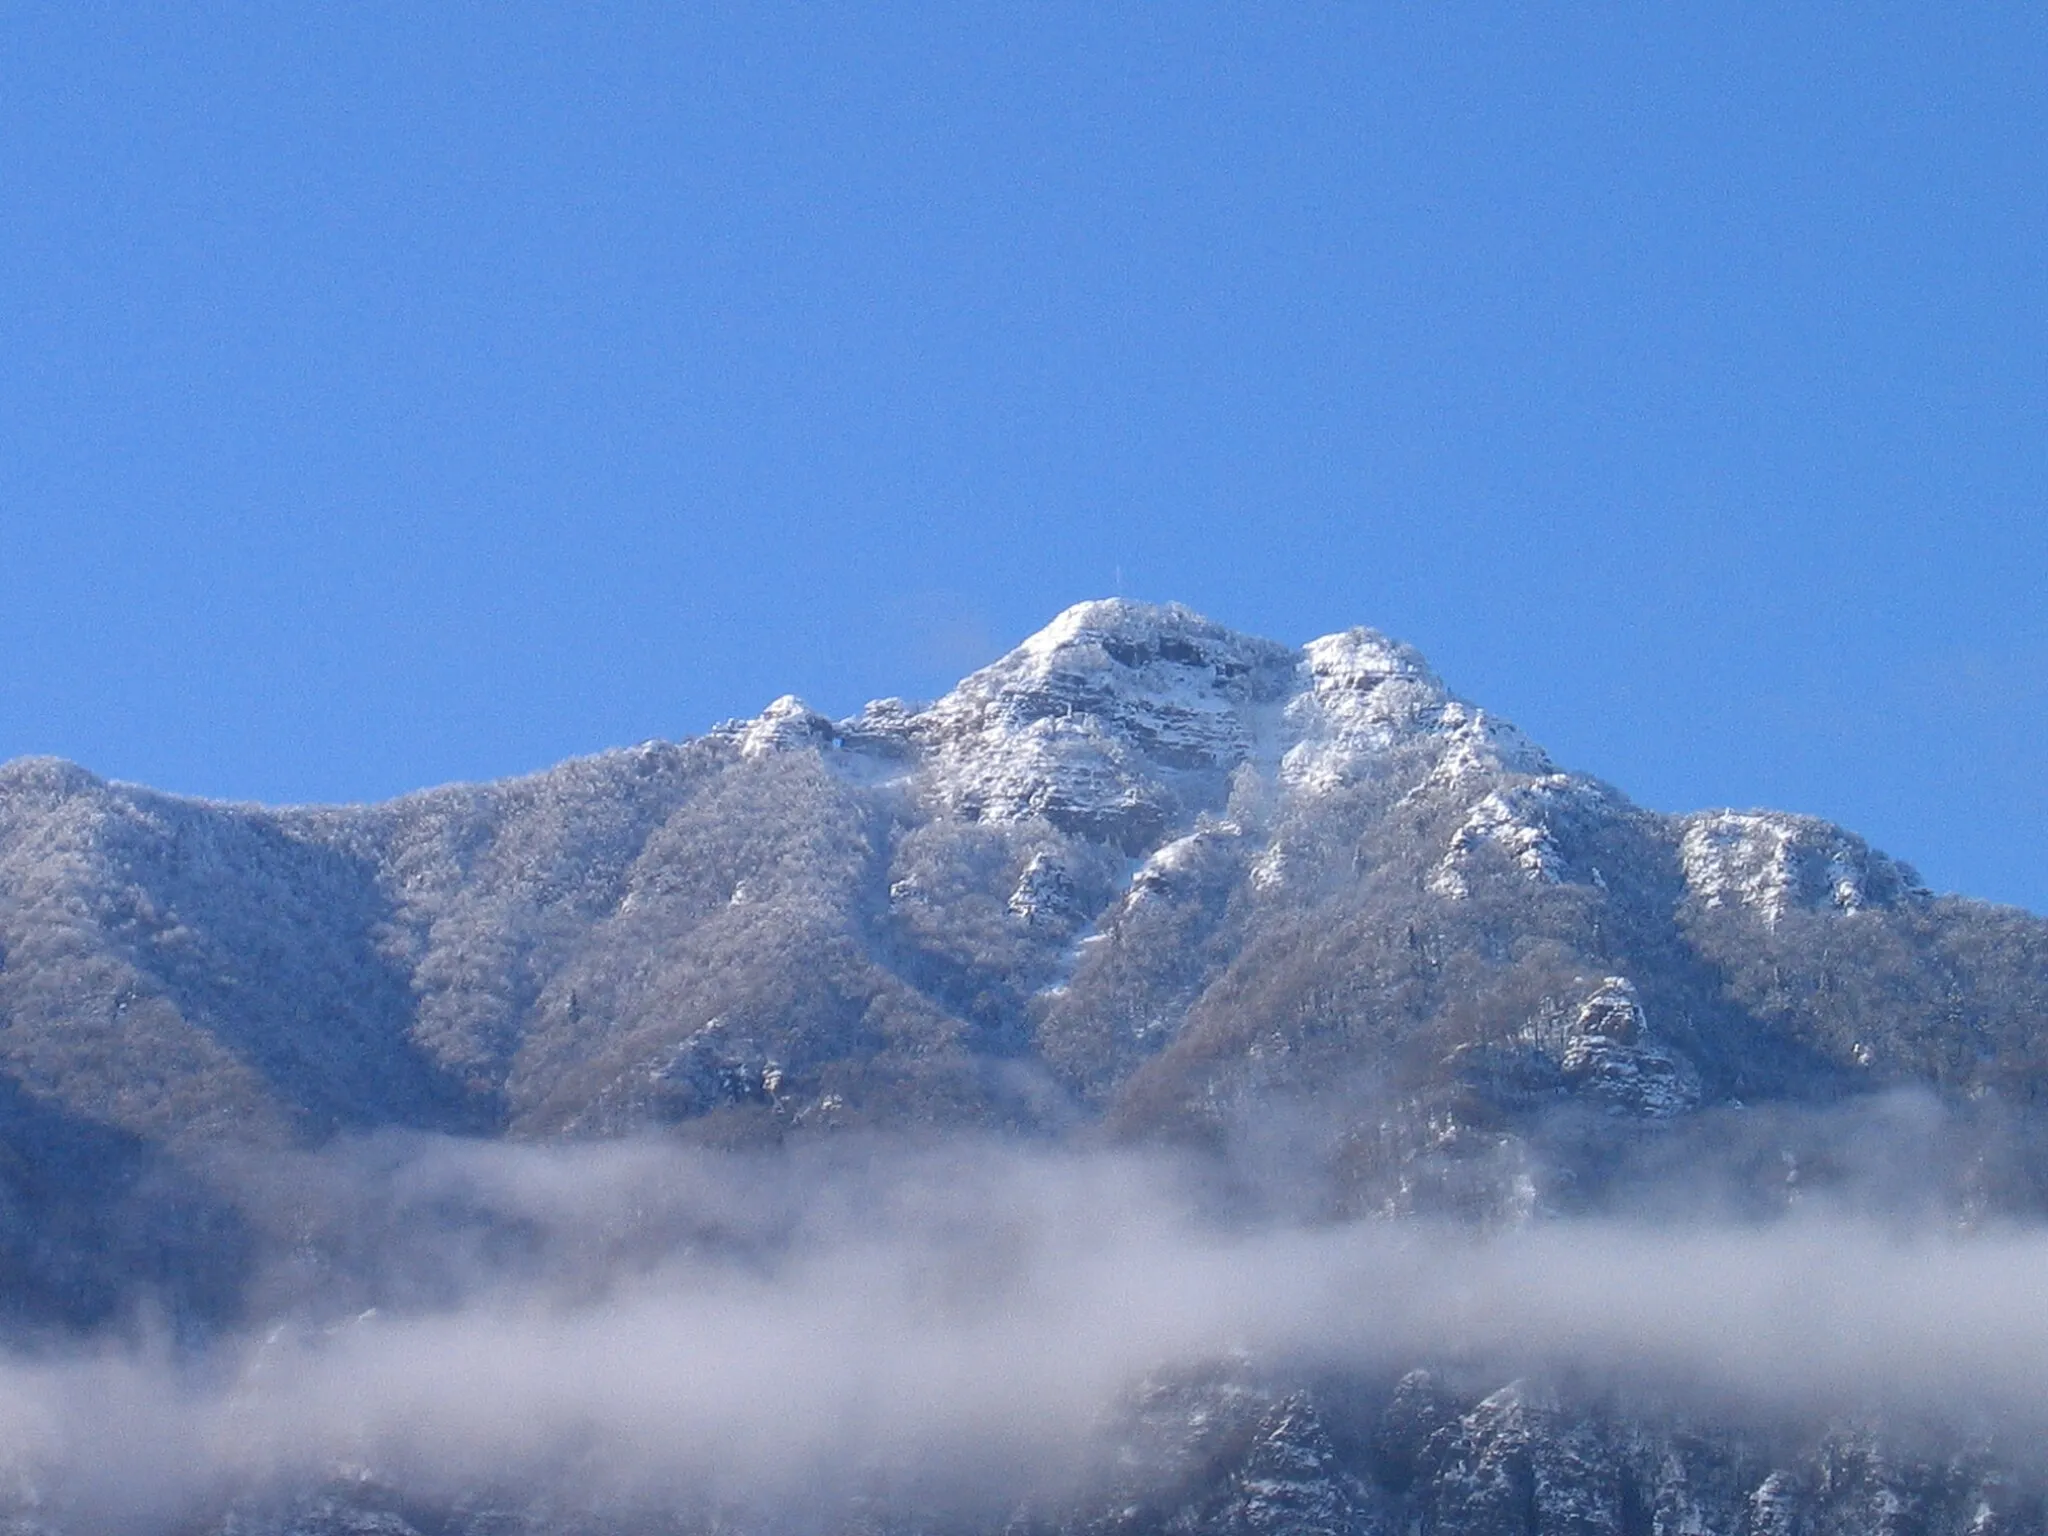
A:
[4,5,2044,910]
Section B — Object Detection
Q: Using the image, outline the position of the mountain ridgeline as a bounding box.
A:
[5,599,2040,1168]
[3,599,2047,1535]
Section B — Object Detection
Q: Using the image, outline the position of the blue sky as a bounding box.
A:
[4,4,2045,909]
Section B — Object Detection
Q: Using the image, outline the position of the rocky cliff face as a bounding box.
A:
[2,600,2046,1534]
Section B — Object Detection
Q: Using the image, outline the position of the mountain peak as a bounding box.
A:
[896,601,1299,846]
[1012,596,1201,650]
[985,598,1297,701]
[812,601,1558,852]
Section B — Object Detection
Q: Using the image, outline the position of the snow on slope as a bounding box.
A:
[1678,810,1926,924]
[702,598,1923,928]
[1281,629,1547,792]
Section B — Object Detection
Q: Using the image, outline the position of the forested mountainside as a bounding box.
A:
[2,599,2046,1535]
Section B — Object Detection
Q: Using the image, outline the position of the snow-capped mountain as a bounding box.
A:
[1,599,2045,1535]
[0,598,1988,1152]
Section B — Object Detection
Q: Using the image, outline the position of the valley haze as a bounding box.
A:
[1,599,2045,1536]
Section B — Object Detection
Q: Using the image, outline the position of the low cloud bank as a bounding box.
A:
[7,1127,2048,1526]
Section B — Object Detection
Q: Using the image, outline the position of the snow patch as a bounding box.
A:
[1422,703,1553,790]
[1248,842,1288,893]
[1007,851,1082,928]
[1679,811,1924,924]
[1558,977,1699,1118]
[1431,776,1609,899]
[1280,630,1448,791]
[732,696,835,760]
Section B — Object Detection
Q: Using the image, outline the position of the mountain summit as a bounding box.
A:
[843,599,1547,846]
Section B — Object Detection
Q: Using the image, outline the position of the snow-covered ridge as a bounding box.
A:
[11,601,1931,937]
[1282,629,1464,790]
[715,599,1558,849]
[737,696,835,759]
[1678,811,1925,924]
[711,603,1925,930]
